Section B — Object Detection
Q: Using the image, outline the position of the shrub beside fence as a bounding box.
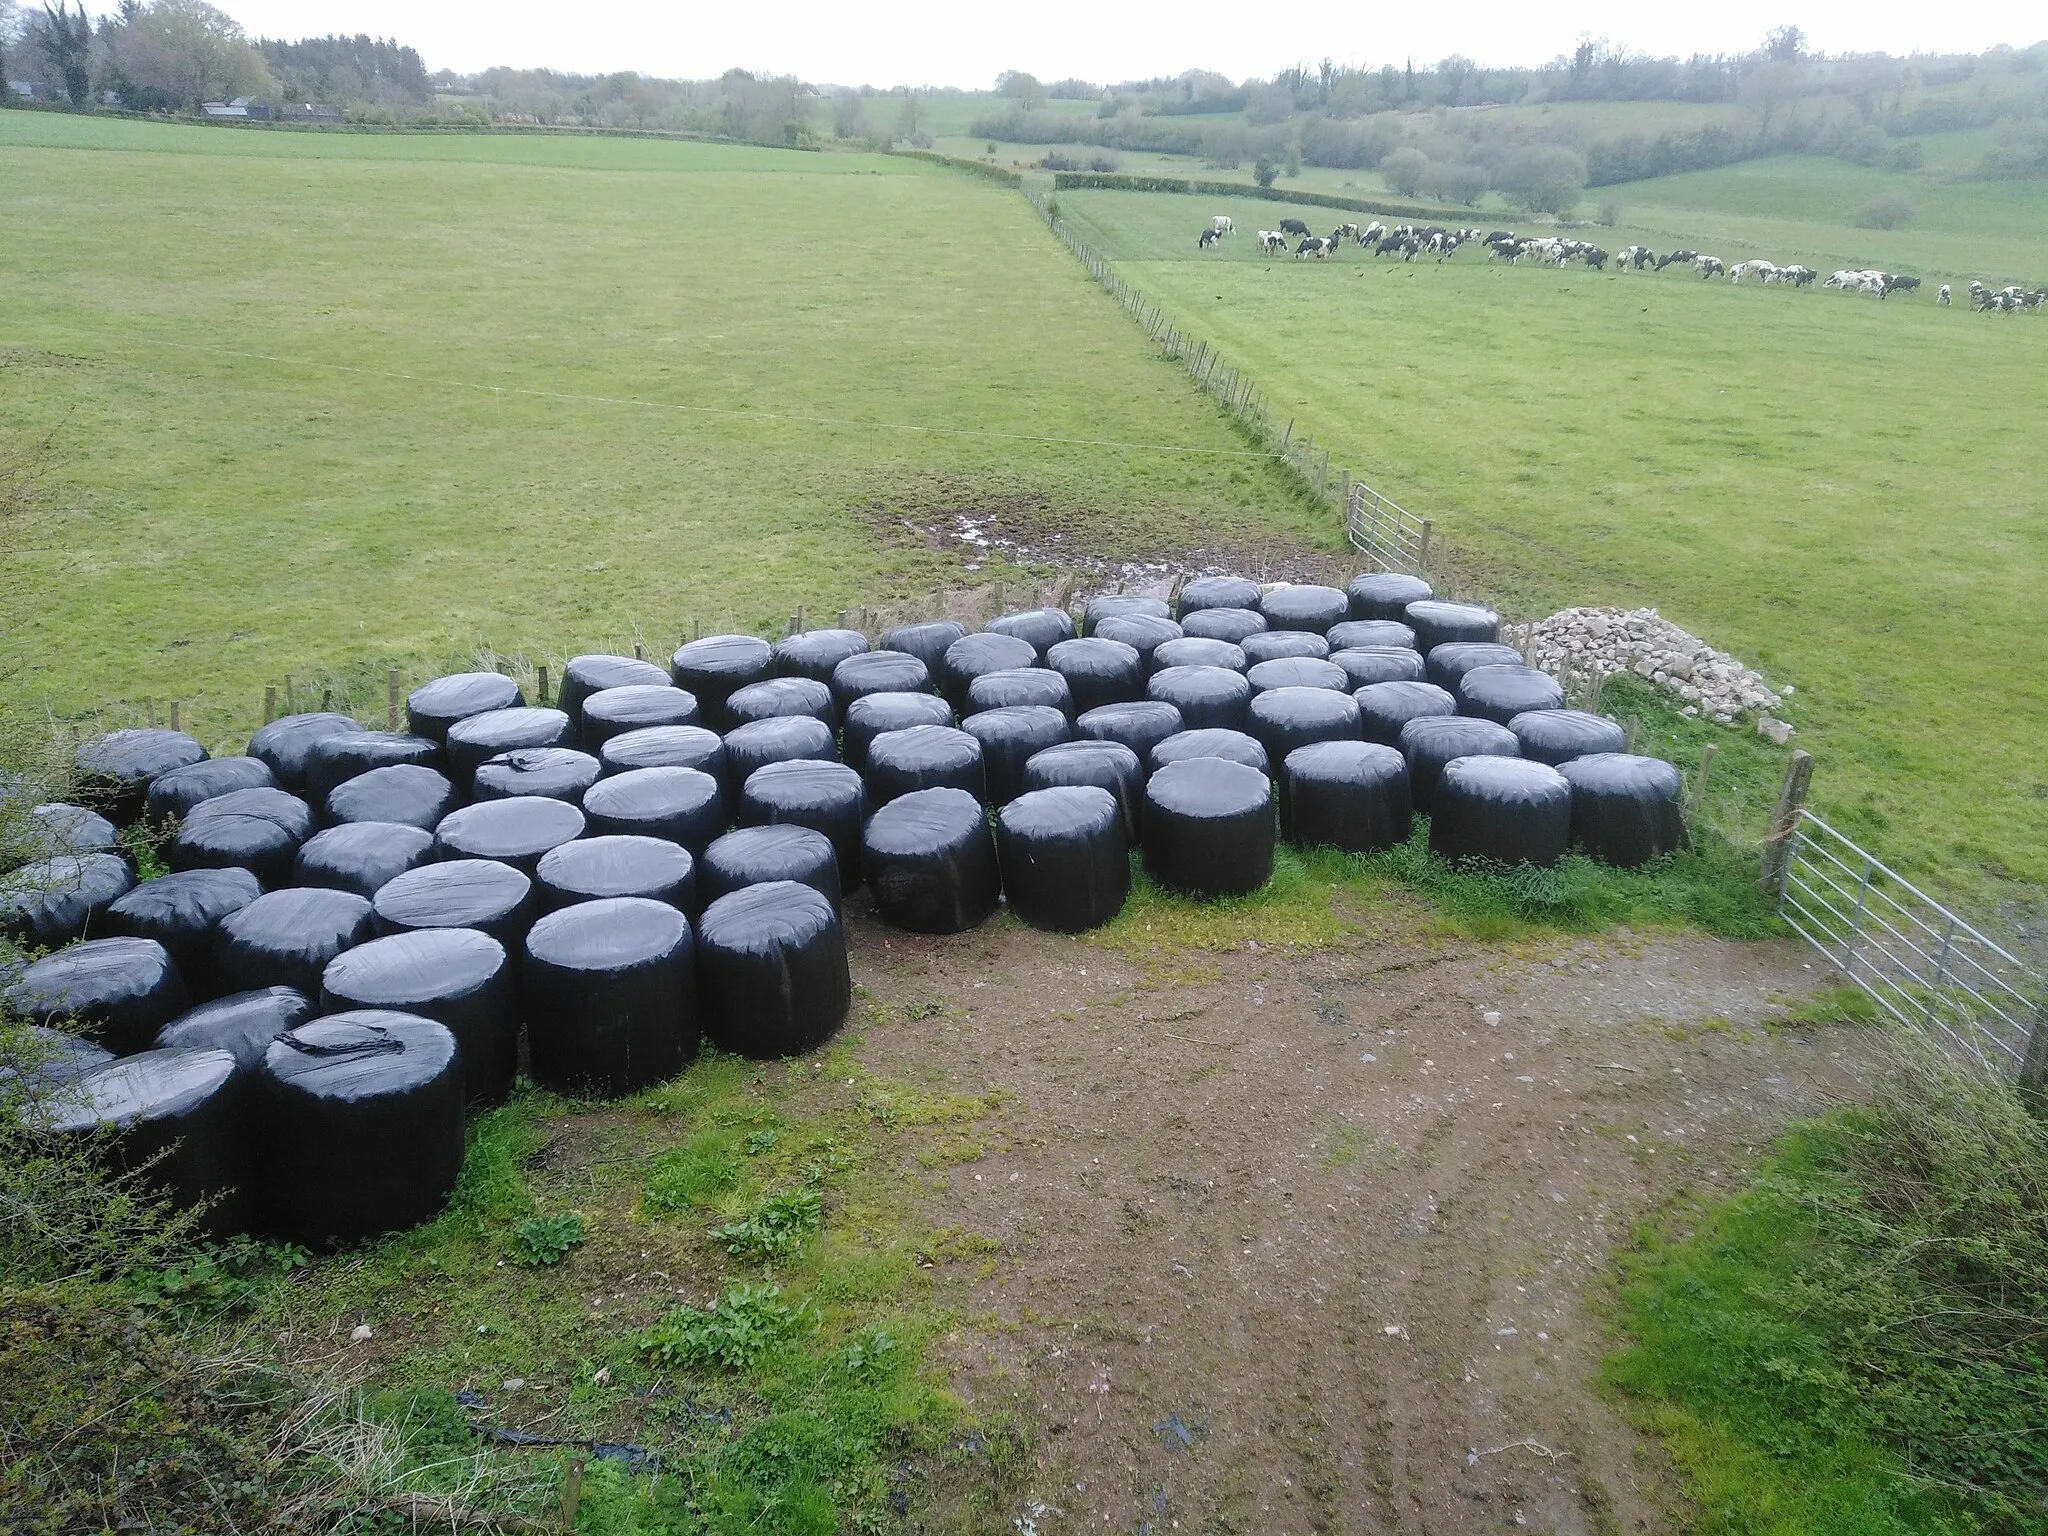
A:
[893,150,1023,186]
[1048,172,1457,222]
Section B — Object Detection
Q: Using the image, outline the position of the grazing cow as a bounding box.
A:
[1781,266,1818,288]
[1881,273,1921,297]
[1937,283,1952,305]
[1616,244,1654,270]
[1655,250,1699,270]
[1198,227,1221,250]
[1697,256,1726,278]
[1257,230,1288,255]
[2023,290,2047,311]
[1335,223,1360,241]
[1296,236,1335,259]
[1826,269,1887,296]
[1728,259,1777,284]
[1211,215,1234,236]
[1581,246,1609,271]
[1359,221,1386,247]
[1278,217,1310,237]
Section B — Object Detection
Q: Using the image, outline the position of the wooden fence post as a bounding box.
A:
[1417,519,1433,572]
[1758,750,1815,900]
[1624,714,1639,754]
[537,665,550,706]
[263,685,277,724]
[1691,743,1719,818]
[387,668,400,730]
[168,701,179,732]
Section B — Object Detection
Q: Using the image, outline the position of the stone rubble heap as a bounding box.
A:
[1511,606,1793,733]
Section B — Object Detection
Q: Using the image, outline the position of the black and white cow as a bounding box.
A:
[1697,255,1726,278]
[1617,245,1655,270]
[1257,229,1288,255]
[1278,217,1310,237]
[1881,273,1921,296]
[1937,284,1951,305]
[1655,250,1699,271]
[1295,235,1334,259]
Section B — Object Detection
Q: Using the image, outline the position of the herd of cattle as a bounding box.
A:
[1194,214,2044,311]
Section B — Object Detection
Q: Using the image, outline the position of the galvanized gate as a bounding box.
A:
[1343,482,1433,576]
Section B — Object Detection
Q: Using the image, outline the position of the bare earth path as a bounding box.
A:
[843,907,1877,1536]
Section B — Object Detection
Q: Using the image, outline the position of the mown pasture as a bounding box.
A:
[1057,184,2048,896]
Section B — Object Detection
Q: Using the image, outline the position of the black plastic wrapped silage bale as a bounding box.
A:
[941,632,1039,712]
[107,867,262,993]
[1458,665,1566,727]
[374,858,535,955]
[739,761,867,894]
[702,825,838,907]
[1179,608,1267,645]
[1147,666,1251,733]
[985,607,1076,659]
[1175,575,1261,618]
[326,764,456,831]
[831,650,931,712]
[1141,758,1274,899]
[1328,619,1417,653]
[862,787,1000,933]
[1021,740,1143,842]
[214,888,373,998]
[1399,716,1522,811]
[1150,728,1269,776]
[292,822,434,900]
[1245,686,1362,764]
[147,757,277,822]
[153,987,311,1069]
[6,937,191,1057]
[1508,710,1629,767]
[249,714,365,795]
[255,1011,464,1246]
[963,705,1070,807]
[75,729,208,825]
[537,835,696,915]
[558,654,670,738]
[1085,594,1171,634]
[1046,637,1143,715]
[580,686,701,750]
[1424,641,1524,693]
[406,673,523,748]
[1355,680,1458,747]
[1152,636,1247,675]
[44,1048,249,1238]
[169,788,315,889]
[1406,600,1501,653]
[841,694,953,774]
[1280,741,1412,854]
[1075,701,1184,773]
[1,854,136,948]
[864,725,985,806]
[1331,647,1428,690]
[1429,757,1571,868]
[669,635,774,731]
[1093,615,1182,671]
[184,786,316,845]
[774,628,869,686]
[445,708,572,795]
[1348,571,1433,621]
[303,734,439,809]
[1241,630,1330,666]
[996,787,1129,933]
[1246,657,1348,697]
[1559,754,1686,868]
[433,796,585,876]
[598,725,725,785]
[697,882,850,1058]
[321,929,516,1104]
[0,1027,114,1093]
[24,803,118,860]
[726,677,835,731]
[967,667,1072,719]
[582,766,726,852]
[524,897,696,1095]
[880,619,967,678]
[472,747,601,806]
[725,716,838,791]
[1260,584,1348,634]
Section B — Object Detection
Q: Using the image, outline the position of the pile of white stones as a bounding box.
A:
[1513,606,1794,736]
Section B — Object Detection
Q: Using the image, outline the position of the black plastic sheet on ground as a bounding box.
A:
[726,677,835,731]
[739,760,866,895]
[537,835,697,915]
[1075,701,1184,773]
[1242,631,1331,666]
[1400,717,1523,812]
[76,729,208,824]
[1281,741,1412,854]
[774,628,870,686]
[1021,740,1144,842]
[1147,666,1251,733]
[108,867,262,992]
[524,898,697,1097]
[304,734,439,808]
[471,747,602,807]
[559,654,669,736]
[580,687,701,750]
[407,673,524,747]
[249,715,365,794]
[293,822,435,901]
[702,825,839,907]
[996,786,1129,933]
[321,928,516,1104]
[147,757,277,821]
[1331,647,1427,690]
[1151,728,1270,776]
[696,881,850,1058]
[1141,758,1275,900]
[1327,620,1417,653]
[581,766,725,853]
[1176,576,1261,617]
[6,936,191,1057]
[1429,757,1571,868]
[669,635,774,731]
[154,986,311,1070]
[1507,709,1628,767]
[1457,665,1566,727]
[1348,572,1432,621]
[1559,753,1686,867]
[864,725,985,806]
[1152,637,1247,675]
[1179,608,1267,645]
[1245,687,1362,764]
[1424,642,1524,694]
[433,796,585,876]
[1,853,136,948]
[880,620,967,679]
[326,764,457,832]
[963,705,1070,807]
[862,787,1001,934]
[841,694,955,775]
[215,888,374,998]
[831,650,931,711]
[1406,600,1501,653]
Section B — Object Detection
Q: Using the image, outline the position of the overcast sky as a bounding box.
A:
[221,0,2046,86]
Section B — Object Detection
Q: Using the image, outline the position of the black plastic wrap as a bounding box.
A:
[1246,657,1348,697]
[75,729,208,824]
[580,686,701,749]
[985,607,1077,659]
[1405,600,1502,652]
[880,619,967,678]
[1398,716,1522,810]
[147,757,276,821]
[1179,607,1268,645]
[1347,571,1433,621]
[962,705,1070,807]
[321,928,515,1104]
[996,786,1129,932]
[189,788,315,843]
[582,765,725,853]
[773,628,870,685]
[1147,666,1251,732]
[864,725,985,806]
[1,854,135,947]
[861,787,1001,934]
[1046,637,1144,715]
[1429,757,1572,867]
[248,714,365,794]
[1328,619,1417,653]
[1424,641,1525,693]
[1246,686,1363,764]
[1021,740,1144,842]
[702,825,839,907]
[726,677,835,730]
[524,897,696,1096]
[1355,681,1458,747]
[1093,615,1182,670]
[214,888,373,998]
[831,650,930,711]
[537,835,697,915]
[1559,753,1686,868]
[941,632,1039,711]
[255,1011,464,1246]
[6,937,191,1057]
[0,1026,113,1092]
[669,635,774,730]
[1331,647,1428,690]
[154,987,310,1068]
[293,822,434,900]
[374,858,535,955]
[1280,741,1412,854]
[1152,636,1247,675]
[1176,575,1262,617]
[326,764,457,831]
[304,733,440,808]
[407,672,523,747]
[1141,758,1275,899]
[559,654,669,737]
[1075,701,1185,772]
[1260,584,1348,634]
[25,802,118,860]
[1085,594,1172,634]
[967,667,1072,719]
[472,747,601,806]
[1241,630,1331,666]
[1509,709,1630,768]
[599,725,725,787]
[44,1048,249,1238]
[1151,728,1269,776]
[725,716,838,793]
[1458,664,1566,727]
[433,796,585,876]
[739,760,867,894]
[445,708,572,794]
[171,788,315,888]
[842,693,954,773]
[108,867,262,992]
[696,881,850,1058]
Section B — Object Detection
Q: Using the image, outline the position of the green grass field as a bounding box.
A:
[1058,184,2048,896]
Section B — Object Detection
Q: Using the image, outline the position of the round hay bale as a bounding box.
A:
[1151,728,1269,776]
[1141,758,1274,899]
[1280,741,1411,854]
[598,724,725,786]
[321,928,515,1105]
[303,734,438,808]
[406,673,522,748]
[558,654,669,738]
[581,765,724,853]
[1430,757,1571,868]
[967,667,1072,719]
[725,677,834,731]
[941,632,1039,711]
[1085,594,1172,634]
[1047,637,1144,715]
[1399,716,1521,810]
[1176,575,1261,617]
[75,729,207,825]
[740,761,866,894]
[108,868,262,992]
[842,693,955,774]
[580,686,701,750]
[170,788,316,889]
[1152,636,1247,674]
[996,786,1129,933]
[774,628,869,686]
[536,835,696,915]
[1242,631,1331,666]
[1,854,136,948]
[1331,647,1427,690]
[1021,740,1143,841]
[292,822,434,901]
[1245,686,1362,763]
[445,708,572,795]
[724,717,837,793]
[433,796,584,876]
[880,619,967,678]
[1260,584,1348,634]
[985,607,1076,659]
[702,825,838,907]
[1424,641,1524,694]
[524,897,696,1096]
[25,802,118,861]
[6,936,189,1057]
[1180,607,1267,645]
[1356,681,1458,747]
[865,725,984,806]
[248,714,365,795]
[1406,600,1501,652]
[962,705,1070,807]
[372,859,534,956]
[1559,754,1686,868]
[696,882,849,1058]
[862,787,1000,934]
[1147,665,1251,732]
[1347,571,1432,621]
[1075,700,1184,771]
[214,888,373,998]
[153,986,310,1069]
[147,757,276,822]
[1246,657,1348,697]
[1093,615,1182,671]
[471,747,601,807]
[1458,665,1565,727]
[1508,709,1629,767]
[1327,619,1416,652]
[831,650,930,712]
[669,635,774,731]
[325,764,455,831]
